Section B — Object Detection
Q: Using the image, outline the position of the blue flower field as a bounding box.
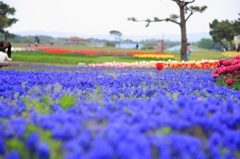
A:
[0,66,240,159]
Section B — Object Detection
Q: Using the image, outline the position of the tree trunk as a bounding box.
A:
[219,40,226,48]
[119,38,121,48]
[179,5,187,61]
[229,41,233,50]
[180,25,187,61]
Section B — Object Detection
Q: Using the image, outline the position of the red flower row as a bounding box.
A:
[43,49,168,55]
[156,61,218,70]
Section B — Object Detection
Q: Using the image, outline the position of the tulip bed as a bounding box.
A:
[212,55,240,90]
[88,60,218,69]
[11,48,174,65]
[17,46,175,61]
[0,64,240,159]
[43,50,175,61]
[222,52,240,57]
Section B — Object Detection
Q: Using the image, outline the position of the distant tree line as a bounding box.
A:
[140,39,182,50]
[10,34,210,51]
[9,35,140,46]
[9,35,195,50]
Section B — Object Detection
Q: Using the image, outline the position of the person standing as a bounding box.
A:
[237,43,240,52]
[35,37,40,46]
[136,43,139,49]
[186,43,192,60]
[0,40,12,60]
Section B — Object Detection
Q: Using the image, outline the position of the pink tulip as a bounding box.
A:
[223,61,232,66]
[226,78,234,85]
[227,65,237,73]
[232,71,237,75]
[212,74,219,78]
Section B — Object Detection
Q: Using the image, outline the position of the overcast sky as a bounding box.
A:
[3,0,240,37]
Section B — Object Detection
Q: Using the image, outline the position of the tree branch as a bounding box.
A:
[182,0,195,6]
[172,0,195,7]
[128,17,180,27]
[185,11,193,22]
[172,0,181,6]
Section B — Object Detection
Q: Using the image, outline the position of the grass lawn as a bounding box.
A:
[10,43,234,66]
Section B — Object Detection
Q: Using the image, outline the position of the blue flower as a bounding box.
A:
[36,142,50,159]
[25,132,40,152]
[87,137,113,159]
[5,150,20,159]
[0,139,5,155]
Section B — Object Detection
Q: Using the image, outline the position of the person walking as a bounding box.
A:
[237,43,240,52]
[0,40,12,60]
[35,37,40,46]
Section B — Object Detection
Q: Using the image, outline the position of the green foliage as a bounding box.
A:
[197,38,222,50]
[215,74,240,91]
[161,127,172,135]
[0,1,18,39]
[234,151,240,158]
[4,124,62,159]
[233,20,240,35]
[187,5,208,13]
[140,46,155,50]
[210,19,236,48]
[6,138,28,158]
[24,124,62,159]
[169,14,179,21]
[22,37,35,43]
[59,95,76,109]
[140,39,181,50]
[232,14,240,35]
[40,41,46,44]
[147,46,154,49]
[110,30,122,47]
[105,41,116,47]
[109,30,122,39]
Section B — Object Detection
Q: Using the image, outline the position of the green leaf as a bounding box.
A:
[161,127,172,135]
[59,95,76,109]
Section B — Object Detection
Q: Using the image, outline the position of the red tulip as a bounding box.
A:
[156,63,164,70]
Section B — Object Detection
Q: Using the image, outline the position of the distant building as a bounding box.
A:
[157,40,164,53]
[65,37,87,46]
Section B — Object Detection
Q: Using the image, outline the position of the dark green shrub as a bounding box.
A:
[105,42,116,47]
[147,46,155,49]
